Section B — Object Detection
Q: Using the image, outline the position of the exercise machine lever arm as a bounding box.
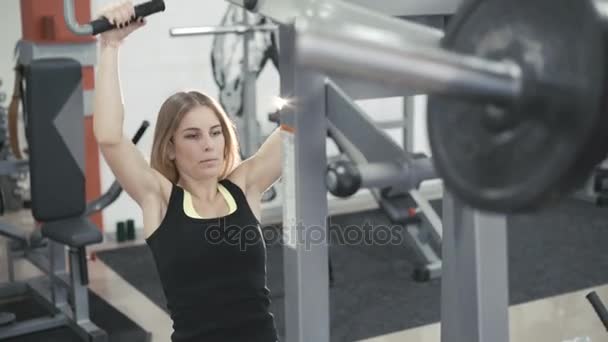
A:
[63,0,165,36]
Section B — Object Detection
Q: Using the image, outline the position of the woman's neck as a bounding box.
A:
[178,177,220,202]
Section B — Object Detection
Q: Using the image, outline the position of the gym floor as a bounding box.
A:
[2,203,608,342]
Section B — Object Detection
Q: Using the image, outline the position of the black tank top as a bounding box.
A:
[145,179,278,342]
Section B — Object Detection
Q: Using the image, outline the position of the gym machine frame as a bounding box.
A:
[228,1,510,342]
[254,0,608,212]
[324,80,442,281]
[278,24,509,342]
[323,15,450,283]
[0,122,150,341]
[64,0,531,341]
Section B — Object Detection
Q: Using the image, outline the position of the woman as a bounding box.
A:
[93,2,282,341]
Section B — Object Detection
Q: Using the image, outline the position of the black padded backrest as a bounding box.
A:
[25,58,86,221]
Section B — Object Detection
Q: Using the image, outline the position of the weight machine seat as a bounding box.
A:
[41,217,102,248]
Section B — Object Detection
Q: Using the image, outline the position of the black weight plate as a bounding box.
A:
[428,0,608,213]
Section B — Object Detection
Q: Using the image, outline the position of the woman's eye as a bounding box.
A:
[186,134,198,139]
[212,131,222,136]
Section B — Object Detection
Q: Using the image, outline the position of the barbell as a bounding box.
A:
[261,0,608,213]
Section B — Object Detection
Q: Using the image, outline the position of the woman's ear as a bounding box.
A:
[168,138,176,160]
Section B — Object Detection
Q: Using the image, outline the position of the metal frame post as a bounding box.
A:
[241,7,260,157]
[403,95,416,153]
[6,239,15,282]
[440,191,510,342]
[49,240,68,309]
[69,248,89,323]
[279,23,330,342]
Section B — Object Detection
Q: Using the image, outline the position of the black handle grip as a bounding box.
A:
[90,0,165,35]
[132,120,150,144]
[587,291,608,331]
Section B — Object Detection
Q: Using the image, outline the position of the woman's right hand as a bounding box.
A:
[97,0,146,47]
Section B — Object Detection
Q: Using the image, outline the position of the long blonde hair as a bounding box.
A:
[150,91,240,183]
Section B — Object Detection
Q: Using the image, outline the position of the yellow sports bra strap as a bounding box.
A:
[183,185,237,219]
[218,184,237,212]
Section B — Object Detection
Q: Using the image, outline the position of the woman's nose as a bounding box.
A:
[200,135,214,150]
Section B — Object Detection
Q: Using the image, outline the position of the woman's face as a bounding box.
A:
[170,106,225,180]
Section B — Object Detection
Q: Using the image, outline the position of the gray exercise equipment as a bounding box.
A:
[0,121,148,340]
[0,58,106,341]
[0,58,149,342]
[223,0,513,341]
[324,81,441,282]
[276,0,608,214]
